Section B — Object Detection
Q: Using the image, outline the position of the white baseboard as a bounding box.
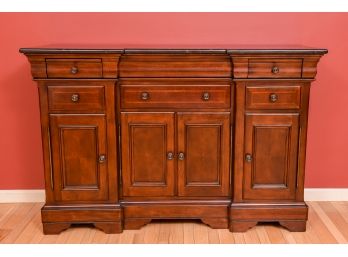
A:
[0,190,45,203]
[0,188,347,203]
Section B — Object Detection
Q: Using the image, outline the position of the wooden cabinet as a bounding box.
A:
[20,47,327,234]
[243,113,299,201]
[121,112,230,198]
[177,113,230,197]
[121,112,175,197]
[49,114,109,202]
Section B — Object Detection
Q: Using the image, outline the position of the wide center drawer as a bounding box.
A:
[120,85,231,109]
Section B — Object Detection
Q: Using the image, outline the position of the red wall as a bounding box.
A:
[0,13,347,189]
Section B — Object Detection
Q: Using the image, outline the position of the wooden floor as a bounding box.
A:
[0,202,347,244]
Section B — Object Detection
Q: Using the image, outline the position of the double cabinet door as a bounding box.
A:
[121,112,230,198]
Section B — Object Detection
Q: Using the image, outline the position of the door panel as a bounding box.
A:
[243,113,299,200]
[121,112,175,197]
[177,113,230,197]
[49,115,108,202]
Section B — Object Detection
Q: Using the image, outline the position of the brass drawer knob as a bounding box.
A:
[178,152,185,161]
[141,92,150,100]
[202,92,210,101]
[71,66,79,74]
[167,152,174,160]
[98,154,106,163]
[269,93,278,103]
[71,93,80,102]
[245,153,253,162]
[272,66,279,74]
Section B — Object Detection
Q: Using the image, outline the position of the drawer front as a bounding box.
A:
[246,86,301,109]
[120,85,231,109]
[48,86,105,112]
[46,59,103,78]
[248,58,302,78]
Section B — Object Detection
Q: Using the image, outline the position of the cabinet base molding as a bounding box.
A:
[123,201,229,229]
[41,204,123,234]
[229,203,308,232]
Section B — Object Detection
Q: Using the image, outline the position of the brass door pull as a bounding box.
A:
[71,66,79,74]
[245,153,253,162]
[98,154,106,163]
[178,152,185,161]
[269,93,278,103]
[141,92,150,100]
[71,93,80,102]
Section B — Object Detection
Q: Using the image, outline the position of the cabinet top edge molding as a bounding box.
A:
[19,47,328,55]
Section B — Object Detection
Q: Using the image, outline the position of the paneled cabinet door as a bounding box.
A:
[243,113,299,200]
[121,112,175,197]
[49,115,109,202]
[177,113,230,197]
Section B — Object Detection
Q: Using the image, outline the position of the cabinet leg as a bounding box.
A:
[124,218,152,229]
[42,222,71,235]
[94,222,123,234]
[201,218,228,229]
[279,220,306,232]
[229,220,258,232]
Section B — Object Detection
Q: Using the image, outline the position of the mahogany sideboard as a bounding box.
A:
[20,47,327,234]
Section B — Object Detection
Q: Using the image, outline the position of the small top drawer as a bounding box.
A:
[46,59,103,78]
[120,85,231,109]
[246,86,301,109]
[248,58,302,78]
[48,86,105,112]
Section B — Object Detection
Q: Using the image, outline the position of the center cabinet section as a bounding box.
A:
[119,78,232,199]
[120,112,231,198]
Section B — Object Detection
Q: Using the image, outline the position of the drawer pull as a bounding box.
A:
[71,93,80,102]
[70,66,79,74]
[167,152,174,160]
[245,153,253,162]
[178,152,185,161]
[141,92,150,100]
[202,92,210,101]
[98,154,106,163]
[272,66,280,74]
[269,93,278,103]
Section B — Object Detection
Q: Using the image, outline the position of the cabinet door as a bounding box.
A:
[49,115,108,202]
[177,113,230,197]
[243,113,299,200]
[121,112,175,197]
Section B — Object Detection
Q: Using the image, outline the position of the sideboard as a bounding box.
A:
[20,46,327,234]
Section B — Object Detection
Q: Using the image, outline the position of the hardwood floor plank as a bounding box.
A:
[207,228,220,244]
[1,203,42,244]
[217,229,235,244]
[331,202,348,224]
[243,227,260,244]
[307,202,337,243]
[133,228,146,244]
[255,226,271,244]
[232,233,245,244]
[118,230,135,244]
[183,222,195,244]
[14,211,42,243]
[193,223,209,244]
[143,223,160,244]
[309,202,347,243]
[265,225,287,243]
[157,222,171,244]
[318,202,348,241]
[169,222,184,244]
